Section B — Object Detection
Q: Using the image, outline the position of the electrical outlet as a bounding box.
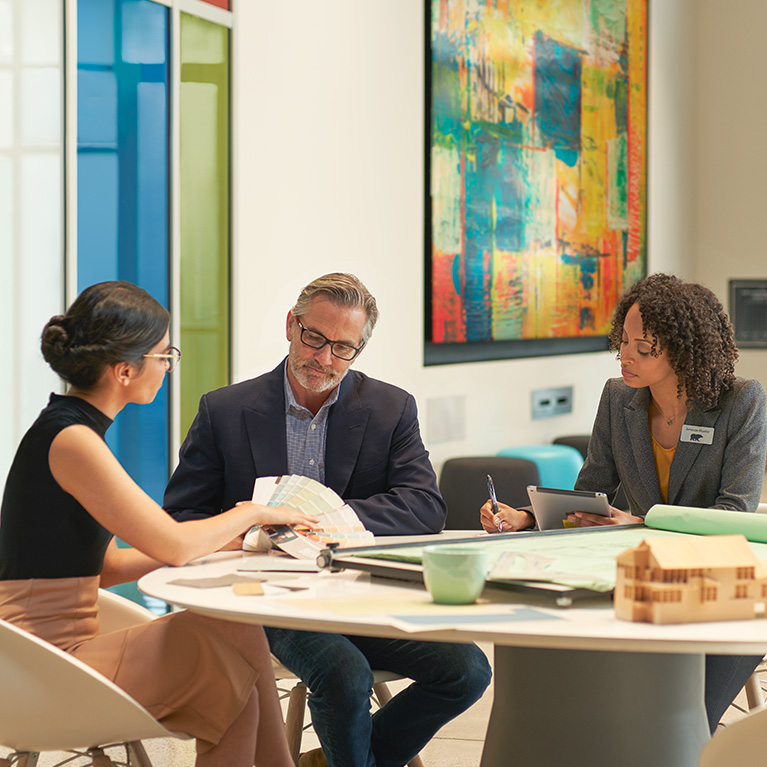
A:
[531,386,573,419]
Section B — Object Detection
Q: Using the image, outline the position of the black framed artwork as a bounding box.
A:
[425,0,649,365]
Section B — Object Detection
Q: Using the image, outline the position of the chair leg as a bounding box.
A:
[125,742,154,767]
[13,754,39,767]
[372,682,393,707]
[285,682,308,765]
[284,679,425,767]
[745,672,766,712]
[88,748,115,767]
[371,683,424,767]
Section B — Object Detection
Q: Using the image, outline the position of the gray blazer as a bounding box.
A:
[575,377,767,516]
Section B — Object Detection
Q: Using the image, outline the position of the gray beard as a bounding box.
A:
[288,356,348,393]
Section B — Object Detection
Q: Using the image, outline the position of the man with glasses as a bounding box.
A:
[165,272,491,767]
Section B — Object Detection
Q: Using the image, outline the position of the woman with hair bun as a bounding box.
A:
[0,281,318,767]
[482,273,767,732]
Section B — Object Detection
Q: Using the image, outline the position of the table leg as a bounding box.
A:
[481,645,710,767]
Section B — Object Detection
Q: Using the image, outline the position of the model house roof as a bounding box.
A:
[618,535,763,571]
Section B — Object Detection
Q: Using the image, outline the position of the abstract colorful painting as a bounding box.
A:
[427,0,648,363]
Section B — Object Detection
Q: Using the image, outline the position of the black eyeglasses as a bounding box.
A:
[144,346,182,373]
[296,320,364,361]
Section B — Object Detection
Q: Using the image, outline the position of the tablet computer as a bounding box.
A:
[527,486,610,531]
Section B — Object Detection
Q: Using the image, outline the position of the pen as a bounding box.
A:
[486,474,503,532]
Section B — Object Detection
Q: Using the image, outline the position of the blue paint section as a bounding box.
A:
[451,254,461,296]
[534,32,582,167]
[77,0,170,506]
[561,254,599,331]
[462,128,531,341]
[463,128,495,342]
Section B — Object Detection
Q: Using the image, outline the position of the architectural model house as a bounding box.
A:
[615,535,767,624]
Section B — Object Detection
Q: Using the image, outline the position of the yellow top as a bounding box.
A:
[650,433,677,503]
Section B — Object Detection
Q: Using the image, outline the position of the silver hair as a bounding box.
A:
[291,273,379,343]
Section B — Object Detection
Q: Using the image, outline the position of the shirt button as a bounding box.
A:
[309,459,315,466]
[311,424,317,430]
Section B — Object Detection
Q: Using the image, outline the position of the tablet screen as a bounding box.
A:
[527,486,610,531]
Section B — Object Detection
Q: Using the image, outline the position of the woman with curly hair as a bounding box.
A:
[481,272,767,731]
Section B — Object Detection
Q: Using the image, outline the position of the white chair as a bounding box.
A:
[0,590,187,767]
[273,660,425,767]
[699,707,767,766]
[97,589,158,631]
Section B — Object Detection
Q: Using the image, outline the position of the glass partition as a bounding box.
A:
[77,0,170,503]
[0,0,63,483]
[179,12,231,439]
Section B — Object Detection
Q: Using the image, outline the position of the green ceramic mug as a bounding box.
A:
[422,545,489,604]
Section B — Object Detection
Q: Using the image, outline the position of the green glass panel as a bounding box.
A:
[179,13,230,440]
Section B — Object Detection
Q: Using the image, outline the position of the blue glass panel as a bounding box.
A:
[77,152,119,284]
[122,0,167,64]
[77,70,118,146]
[77,0,116,67]
[77,0,170,508]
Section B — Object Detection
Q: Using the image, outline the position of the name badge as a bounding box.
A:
[680,425,714,445]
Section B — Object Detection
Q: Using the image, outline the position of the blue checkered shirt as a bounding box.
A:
[283,364,340,483]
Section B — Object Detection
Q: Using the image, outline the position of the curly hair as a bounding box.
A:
[608,273,738,408]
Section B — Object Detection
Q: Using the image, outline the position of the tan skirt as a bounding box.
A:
[0,576,261,752]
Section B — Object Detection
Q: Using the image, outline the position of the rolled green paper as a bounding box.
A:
[645,504,767,543]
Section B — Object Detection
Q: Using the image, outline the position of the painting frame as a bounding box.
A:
[729,279,767,349]
[425,0,648,366]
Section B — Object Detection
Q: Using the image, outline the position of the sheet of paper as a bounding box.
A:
[356,527,722,592]
[389,607,563,633]
[238,553,321,572]
[168,574,267,589]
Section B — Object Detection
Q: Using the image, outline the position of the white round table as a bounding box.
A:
[139,549,767,767]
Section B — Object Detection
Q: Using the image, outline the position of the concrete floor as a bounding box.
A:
[4,643,765,767]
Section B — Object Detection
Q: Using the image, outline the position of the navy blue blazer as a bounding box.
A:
[164,360,447,535]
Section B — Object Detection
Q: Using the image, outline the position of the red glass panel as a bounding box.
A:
[198,0,230,9]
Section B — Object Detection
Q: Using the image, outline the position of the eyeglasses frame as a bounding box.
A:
[143,345,182,372]
[296,319,364,361]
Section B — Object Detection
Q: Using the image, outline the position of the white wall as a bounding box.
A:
[0,0,64,484]
[694,0,767,389]
[233,0,696,473]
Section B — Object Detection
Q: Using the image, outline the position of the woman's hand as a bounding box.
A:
[480,500,535,533]
[235,501,320,529]
[566,506,643,527]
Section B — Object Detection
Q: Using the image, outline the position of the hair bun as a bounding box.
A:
[41,315,72,363]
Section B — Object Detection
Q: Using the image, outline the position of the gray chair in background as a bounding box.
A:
[438,456,540,530]
[552,434,590,458]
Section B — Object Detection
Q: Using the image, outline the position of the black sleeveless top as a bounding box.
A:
[0,394,114,580]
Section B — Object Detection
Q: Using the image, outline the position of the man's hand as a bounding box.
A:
[479,500,535,533]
